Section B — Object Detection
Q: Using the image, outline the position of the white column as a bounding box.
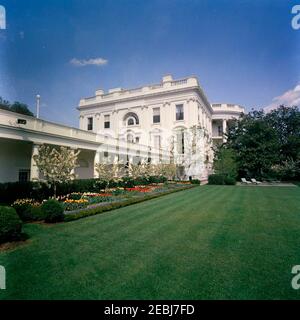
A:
[223,119,227,142]
[30,143,40,181]
[94,151,101,178]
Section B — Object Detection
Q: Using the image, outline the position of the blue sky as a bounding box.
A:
[0,0,299,126]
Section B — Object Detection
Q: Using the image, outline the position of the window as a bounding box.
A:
[176,104,184,121]
[127,134,134,143]
[87,117,93,131]
[104,115,110,129]
[135,137,140,144]
[104,151,109,158]
[19,169,30,182]
[124,112,139,126]
[127,118,135,126]
[218,126,222,136]
[153,107,160,123]
[177,130,185,154]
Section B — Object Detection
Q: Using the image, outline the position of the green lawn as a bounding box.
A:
[1,185,300,300]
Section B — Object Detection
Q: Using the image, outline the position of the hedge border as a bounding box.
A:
[64,184,198,222]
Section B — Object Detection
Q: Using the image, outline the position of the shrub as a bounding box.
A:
[68,193,82,200]
[133,176,150,186]
[0,206,22,243]
[148,176,167,184]
[12,199,40,221]
[119,177,135,188]
[41,199,64,223]
[190,179,201,185]
[224,176,236,185]
[12,201,32,219]
[22,206,45,222]
[208,174,225,185]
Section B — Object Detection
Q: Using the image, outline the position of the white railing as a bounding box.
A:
[0,109,169,159]
[171,79,187,86]
[80,76,199,106]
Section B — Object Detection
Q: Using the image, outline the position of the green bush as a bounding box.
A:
[68,193,82,200]
[133,176,150,186]
[41,199,64,223]
[224,176,236,185]
[22,206,45,222]
[148,176,167,184]
[120,177,135,188]
[208,174,225,185]
[190,179,201,185]
[0,206,23,243]
[12,202,32,219]
[208,174,236,185]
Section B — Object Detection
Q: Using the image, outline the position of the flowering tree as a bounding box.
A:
[33,144,80,197]
[127,159,149,179]
[149,163,177,180]
[95,163,112,183]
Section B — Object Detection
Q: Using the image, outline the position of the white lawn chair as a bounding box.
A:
[251,178,261,185]
[241,178,252,184]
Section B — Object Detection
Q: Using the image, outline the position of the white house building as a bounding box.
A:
[0,74,244,183]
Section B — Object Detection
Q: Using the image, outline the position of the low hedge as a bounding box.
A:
[208,174,225,185]
[224,176,236,185]
[208,174,236,185]
[64,184,197,222]
[0,206,23,243]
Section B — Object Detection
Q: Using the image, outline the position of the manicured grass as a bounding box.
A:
[1,185,300,300]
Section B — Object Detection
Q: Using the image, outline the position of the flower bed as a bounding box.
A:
[64,184,197,222]
[63,199,89,211]
[10,183,198,220]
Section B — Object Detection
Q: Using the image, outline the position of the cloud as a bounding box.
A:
[70,57,108,67]
[264,84,300,112]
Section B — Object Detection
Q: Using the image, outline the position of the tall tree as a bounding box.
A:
[0,97,34,116]
[226,110,279,179]
[10,102,34,116]
[265,106,300,162]
[0,97,10,111]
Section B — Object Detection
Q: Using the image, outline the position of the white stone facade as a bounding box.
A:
[0,74,245,183]
[78,75,244,180]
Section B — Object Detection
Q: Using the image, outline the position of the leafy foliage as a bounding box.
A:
[33,145,80,196]
[213,146,237,179]
[221,106,300,180]
[41,199,64,223]
[0,97,34,116]
[0,206,23,243]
